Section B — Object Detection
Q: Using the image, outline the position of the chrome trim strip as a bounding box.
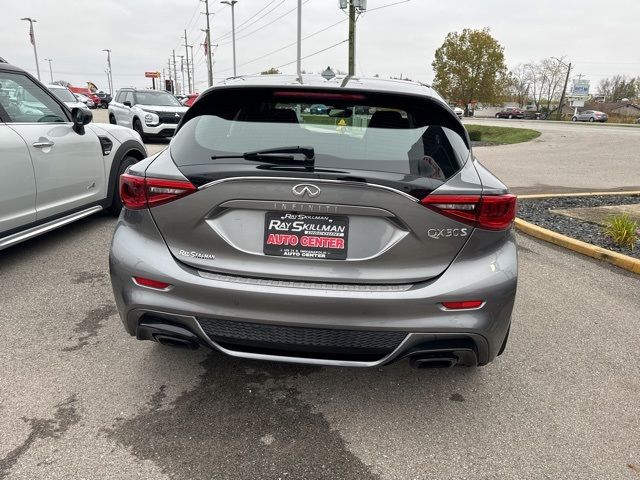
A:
[197,270,413,292]
[218,199,395,217]
[198,176,420,203]
[0,206,103,251]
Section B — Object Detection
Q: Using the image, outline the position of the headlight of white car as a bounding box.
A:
[144,112,160,126]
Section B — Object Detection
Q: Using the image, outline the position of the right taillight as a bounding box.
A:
[421,194,517,231]
[119,173,196,210]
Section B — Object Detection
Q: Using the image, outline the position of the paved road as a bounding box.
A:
[92,109,640,195]
[468,118,640,195]
[1,218,639,479]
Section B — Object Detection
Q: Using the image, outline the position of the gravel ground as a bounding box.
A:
[518,195,640,258]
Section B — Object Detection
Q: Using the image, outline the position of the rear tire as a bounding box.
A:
[107,155,138,216]
[572,117,577,122]
[495,114,500,118]
[109,114,117,124]
[508,114,513,119]
[133,118,147,142]
[589,117,595,122]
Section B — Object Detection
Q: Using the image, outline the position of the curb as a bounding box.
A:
[518,191,640,200]
[514,218,640,275]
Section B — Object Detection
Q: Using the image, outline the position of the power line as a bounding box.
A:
[254,39,348,74]
[215,0,284,42]
[218,0,312,46]
[217,18,347,73]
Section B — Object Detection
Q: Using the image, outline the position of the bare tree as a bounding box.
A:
[597,75,639,101]
[516,57,569,112]
[51,80,71,87]
[508,64,531,107]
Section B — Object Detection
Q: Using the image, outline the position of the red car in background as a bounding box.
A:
[182,93,199,107]
[69,86,101,108]
[495,107,524,119]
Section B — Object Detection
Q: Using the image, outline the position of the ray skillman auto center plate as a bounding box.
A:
[264,212,349,260]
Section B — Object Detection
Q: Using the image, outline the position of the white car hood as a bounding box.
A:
[88,123,146,148]
[137,105,188,114]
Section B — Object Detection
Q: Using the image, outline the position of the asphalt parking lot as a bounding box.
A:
[1,113,639,479]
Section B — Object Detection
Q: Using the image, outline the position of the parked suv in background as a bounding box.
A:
[495,107,524,119]
[0,59,146,251]
[46,84,88,111]
[94,91,112,108]
[109,88,188,141]
[69,86,100,109]
[110,75,517,370]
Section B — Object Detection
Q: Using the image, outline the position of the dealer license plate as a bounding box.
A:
[263,212,349,260]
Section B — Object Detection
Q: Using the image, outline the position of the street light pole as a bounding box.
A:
[102,49,113,94]
[188,45,196,91]
[296,0,302,81]
[44,58,53,83]
[221,1,238,77]
[348,1,356,76]
[201,0,214,86]
[21,18,40,80]
[183,30,192,93]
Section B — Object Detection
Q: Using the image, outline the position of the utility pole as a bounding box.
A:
[172,49,178,94]
[102,49,113,94]
[202,0,214,86]
[183,30,192,93]
[21,18,40,80]
[221,1,238,77]
[179,55,186,95]
[188,45,196,91]
[44,58,53,83]
[168,58,173,92]
[296,0,302,81]
[556,61,572,121]
[348,1,356,76]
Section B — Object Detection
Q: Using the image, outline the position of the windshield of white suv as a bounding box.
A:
[49,87,77,103]
[134,91,181,107]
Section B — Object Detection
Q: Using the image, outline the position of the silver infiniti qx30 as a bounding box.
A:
[109,75,518,369]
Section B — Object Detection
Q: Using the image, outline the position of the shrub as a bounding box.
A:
[603,214,639,250]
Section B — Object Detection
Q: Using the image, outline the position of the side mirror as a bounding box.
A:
[71,107,92,134]
[123,101,132,107]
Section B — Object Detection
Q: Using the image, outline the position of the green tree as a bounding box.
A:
[432,28,509,113]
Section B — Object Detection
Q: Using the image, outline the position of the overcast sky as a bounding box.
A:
[3,0,640,94]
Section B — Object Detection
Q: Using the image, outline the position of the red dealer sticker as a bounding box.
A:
[263,212,349,260]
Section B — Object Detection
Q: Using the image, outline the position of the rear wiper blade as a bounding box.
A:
[211,146,314,165]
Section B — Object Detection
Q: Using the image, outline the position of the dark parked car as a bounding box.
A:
[309,103,328,114]
[110,75,517,370]
[94,91,112,108]
[495,107,524,119]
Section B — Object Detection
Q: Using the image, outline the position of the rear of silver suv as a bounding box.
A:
[109,76,517,369]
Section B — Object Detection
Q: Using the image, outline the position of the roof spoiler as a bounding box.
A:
[0,56,7,63]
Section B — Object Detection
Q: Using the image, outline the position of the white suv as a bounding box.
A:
[108,88,188,141]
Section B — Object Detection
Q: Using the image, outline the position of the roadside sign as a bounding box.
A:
[321,67,336,80]
[145,71,161,78]
[572,79,590,96]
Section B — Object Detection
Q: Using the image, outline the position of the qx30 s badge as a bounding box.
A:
[292,184,321,198]
[427,228,469,239]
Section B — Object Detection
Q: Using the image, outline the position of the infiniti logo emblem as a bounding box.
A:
[292,184,321,198]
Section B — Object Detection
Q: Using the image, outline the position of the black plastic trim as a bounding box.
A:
[104,139,147,206]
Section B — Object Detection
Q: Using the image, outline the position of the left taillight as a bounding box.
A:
[119,173,196,210]
[421,194,517,231]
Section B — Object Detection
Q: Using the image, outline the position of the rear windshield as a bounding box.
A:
[172,88,469,179]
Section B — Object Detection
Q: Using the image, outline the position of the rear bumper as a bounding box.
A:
[109,209,517,367]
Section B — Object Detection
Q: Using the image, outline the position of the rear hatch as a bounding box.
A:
[145,86,481,284]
